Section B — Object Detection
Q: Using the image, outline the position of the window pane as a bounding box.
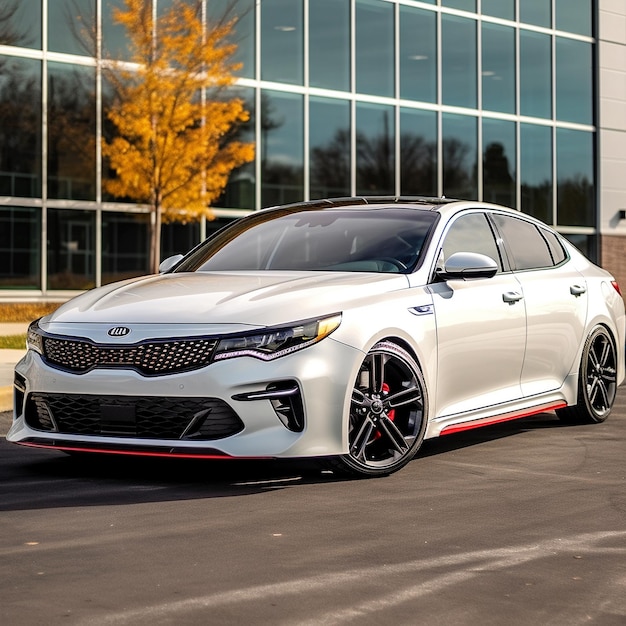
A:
[555,0,592,36]
[208,0,255,79]
[48,0,95,55]
[0,207,41,289]
[102,212,149,285]
[400,7,436,103]
[47,209,96,290]
[356,0,394,97]
[557,129,594,227]
[400,108,437,197]
[562,233,596,262]
[481,0,514,21]
[492,215,553,270]
[520,0,551,28]
[520,31,552,119]
[261,91,304,207]
[48,63,96,201]
[0,0,41,48]
[483,119,516,208]
[261,0,303,85]
[356,103,395,196]
[441,0,476,11]
[161,221,200,259]
[357,107,395,195]
[310,0,350,91]
[556,38,592,125]
[443,213,502,271]
[214,86,255,210]
[442,114,477,200]
[482,23,515,114]
[102,0,133,60]
[520,124,552,223]
[0,56,41,198]
[310,97,351,200]
[442,15,476,109]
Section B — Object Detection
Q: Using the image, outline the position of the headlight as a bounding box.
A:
[27,319,44,355]
[213,313,342,361]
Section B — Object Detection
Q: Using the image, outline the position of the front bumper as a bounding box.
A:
[7,338,363,459]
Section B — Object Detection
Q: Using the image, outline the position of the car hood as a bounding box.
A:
[44,271,409,328]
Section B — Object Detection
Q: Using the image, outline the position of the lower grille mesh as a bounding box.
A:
[25,393,244,440]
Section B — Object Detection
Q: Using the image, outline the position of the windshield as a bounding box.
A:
[176,207,438,274]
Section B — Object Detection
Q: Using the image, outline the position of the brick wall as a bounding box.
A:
[601,234,626,289]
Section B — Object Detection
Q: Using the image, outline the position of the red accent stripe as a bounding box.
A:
[440,402,567,436]
[16,442,258,460]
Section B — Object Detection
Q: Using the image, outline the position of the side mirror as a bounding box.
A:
[436,252,498,280]
[159,254,184,273]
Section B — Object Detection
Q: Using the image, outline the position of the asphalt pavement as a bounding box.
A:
[0,323,28,413]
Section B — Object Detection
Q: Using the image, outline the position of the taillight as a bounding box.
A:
[611,280,622,296]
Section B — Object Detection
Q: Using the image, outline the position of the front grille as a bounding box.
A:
[42,336,218,376]
[25,393,244,440]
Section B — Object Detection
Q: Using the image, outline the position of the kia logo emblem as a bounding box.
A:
[108,326,131,337]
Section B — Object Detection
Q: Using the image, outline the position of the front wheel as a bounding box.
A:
[327,341,428,478]
[557,327,618,424]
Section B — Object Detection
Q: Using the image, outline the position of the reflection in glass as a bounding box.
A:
[214,86,255,210]
[0,207,41,289]
[261,0,303,85]
[48,63,96,201]
[400,7,436,103]
[557,129,594,227]
[0,0,41,49]
[208,0,255,79]
[520,31,551,119]
[556,0,592,36]
[356,103,395,196]
[400,108,437,197]
[102,0,133,60]
[310,0,350,91]
[483,119,515,208]
[520,0,551,28]
[310,97,351,199]
[47,209,96,290]
[556,38,592,125]
[562,234,596,261]
[161,220,200,259]
[0,56,41,198]
[442,113,477,200]
[441,0,476,11]
[481,0,514,20]
[521,124,552,224]
[261,91,303,207]
[48,0,95,55]
[442,15,476,109]
[482,23,515,114]
[356,0,394,98]
[102,212,149,285]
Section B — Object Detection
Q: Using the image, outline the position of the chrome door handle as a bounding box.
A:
[570,284,587,296]
[502,291,523,303]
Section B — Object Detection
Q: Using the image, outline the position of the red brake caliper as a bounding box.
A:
[374,383,396,439]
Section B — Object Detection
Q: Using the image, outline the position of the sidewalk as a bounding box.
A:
[0,323,29,412]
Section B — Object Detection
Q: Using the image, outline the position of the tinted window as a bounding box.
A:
[442,15,476,109]
[261,0,303,85]
[492,214,553,270]
[400,6,436,103]
[178,208,438,274]
[442,213,502,272]
[541,228,567,265]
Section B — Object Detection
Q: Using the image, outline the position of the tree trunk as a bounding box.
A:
[150,200,162,274]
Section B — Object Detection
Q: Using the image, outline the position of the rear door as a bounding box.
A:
[491,213,587,396]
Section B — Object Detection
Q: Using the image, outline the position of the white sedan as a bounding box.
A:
[8,197,625,477]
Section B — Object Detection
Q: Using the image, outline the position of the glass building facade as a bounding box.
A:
[0,0,610,297]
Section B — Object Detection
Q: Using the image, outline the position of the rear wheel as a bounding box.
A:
[327,341,427,478]
[557,327,617,424]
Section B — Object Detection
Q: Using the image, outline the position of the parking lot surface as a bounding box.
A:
[1,389,625,625]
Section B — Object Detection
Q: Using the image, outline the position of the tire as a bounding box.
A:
[557,326,618,424]
[326,341,428,478]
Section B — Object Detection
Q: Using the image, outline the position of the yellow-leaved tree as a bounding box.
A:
[102,0,254,273]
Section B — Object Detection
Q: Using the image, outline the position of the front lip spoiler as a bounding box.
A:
[15,439,272,460]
